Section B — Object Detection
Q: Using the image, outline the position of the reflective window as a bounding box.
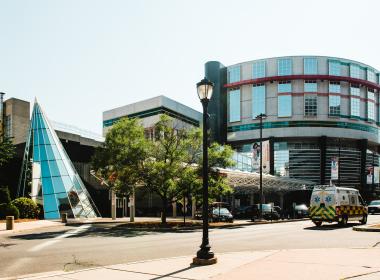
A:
[253,61,266,78]
[229,89,241,122]
[350,85,361,118]
[278,81,292,93]
[367,69,377,83]
[367,90,375,121]
[43,194,59,213]
[228,66,241,83]
[252,84,266,118]
[274,142,289,177]
[4,115,11,138]
[329,95,341,116]
[329,82,340,93]
[278,95,292,117]
[304,58,318,74]
[278,58,292,76]
[304,95,318,116]
[351,98,360,117]
[329,61,341,76]
[350,64,360,78]
[304,80,317,92]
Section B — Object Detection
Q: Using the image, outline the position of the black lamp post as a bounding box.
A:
[193,77,217,265]
[256,113,267,220]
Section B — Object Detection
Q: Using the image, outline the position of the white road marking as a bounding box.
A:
[28,224,91,252]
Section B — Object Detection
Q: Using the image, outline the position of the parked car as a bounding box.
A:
[232,205,252,218]
[212,207,234,222]
[368,200,380,214]
[294,204,309,218]
[251,204,280,221]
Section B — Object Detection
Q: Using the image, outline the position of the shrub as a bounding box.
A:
[11,197,39,219]
[37,204,44,219]
[0,186,11,204]
[0,203,20,219]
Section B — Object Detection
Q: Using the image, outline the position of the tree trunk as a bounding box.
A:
[161,197,167,224]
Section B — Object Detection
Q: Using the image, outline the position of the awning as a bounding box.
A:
[216,168,316,195]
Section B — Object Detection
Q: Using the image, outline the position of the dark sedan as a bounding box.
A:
[368,200,380,214]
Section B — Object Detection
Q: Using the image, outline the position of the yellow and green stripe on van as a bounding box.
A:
[309,205,336,220]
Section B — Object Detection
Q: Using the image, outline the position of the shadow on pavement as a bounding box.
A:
[8,223,202,241]
[148,265,196,280]
[304,223,357,231]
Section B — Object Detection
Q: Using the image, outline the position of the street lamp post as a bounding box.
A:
[256,113,267,220]
[193,77,217,265]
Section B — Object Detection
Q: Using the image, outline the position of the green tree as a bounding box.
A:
[0,135,15,168]
[142,115,201,224]
[92,117,149,196]
[0,186,11,204]
[192,143,235,204]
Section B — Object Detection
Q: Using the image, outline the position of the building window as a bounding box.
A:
[329,81,340,93]
[274,142,289,177]
[329,61,341,76]
[278,95,292,117]
[304,58,318,74]
[329,95,341,116]
[278,81,292,93]
[278,58,292,76]
[229,89,241,122]
[252,61,266,78]
[350,84,360,118]
[304,95,317,116]
[351,98,360,118]
[4,115,11,138]
[252,84,265,118]
[367,69,377,83]
[367,90,375,121]
[350,64,360,79]
[228,66,241,83]
[304,80,317,92]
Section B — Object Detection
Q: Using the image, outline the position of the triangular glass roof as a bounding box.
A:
[18,101,100,219]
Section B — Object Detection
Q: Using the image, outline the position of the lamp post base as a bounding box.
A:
[192,257,217,266]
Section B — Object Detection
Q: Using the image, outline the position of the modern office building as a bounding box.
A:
[205,56,380,198]
[103,95,202,136]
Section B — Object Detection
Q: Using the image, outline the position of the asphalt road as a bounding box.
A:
[1,216,380,279]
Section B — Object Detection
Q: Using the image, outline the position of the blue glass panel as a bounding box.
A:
[304,58,318,74]
[43,194,59,212]
[56,160,68,176]
[278,59,292,76]
[252,85,266,117]
[253,61,266,78]
[278,95,292,117]
[38,129,46,145]
[44,145,55,161]
[33,129,39,146]
[304,81,317,92]
[49,160,61,177]
[229,67,240,83]
[33,145,41,161]
[44,211,60,219]
[73,175,83,191]
[229,89,241,122]
[45,129,55,144]
[52,176,66,193]
[329,61,341,76]
[41,161,51,178]
[39,145,48,161]
[42,177,54,195]
[51,145,61,160]
[61,175,74,191]
[278,82,292,93]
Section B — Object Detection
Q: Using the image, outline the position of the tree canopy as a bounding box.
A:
[0,135,15,168]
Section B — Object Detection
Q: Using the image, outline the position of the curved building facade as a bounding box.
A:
[205,56,380,198]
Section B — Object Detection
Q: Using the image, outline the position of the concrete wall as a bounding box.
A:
[4,98,30,145]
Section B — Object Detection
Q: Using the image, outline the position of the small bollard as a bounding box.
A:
[61,213,67,224]
[6,216,14,230]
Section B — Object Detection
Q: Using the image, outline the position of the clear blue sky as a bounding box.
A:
[1,0,379,134]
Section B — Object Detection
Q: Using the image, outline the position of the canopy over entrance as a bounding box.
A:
[216,168,316,195]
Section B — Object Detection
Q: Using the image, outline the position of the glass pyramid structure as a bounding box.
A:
[18,100,100,219]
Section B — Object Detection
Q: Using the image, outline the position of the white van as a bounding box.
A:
[309,185,368,227]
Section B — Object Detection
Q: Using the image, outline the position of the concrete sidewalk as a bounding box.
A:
[0,220,63,235]
[15,247,380,280]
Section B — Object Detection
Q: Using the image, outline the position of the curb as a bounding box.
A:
[65,218,310,231]
[353,224,380,232]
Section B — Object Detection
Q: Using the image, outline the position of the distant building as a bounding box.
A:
[102,95,202,136]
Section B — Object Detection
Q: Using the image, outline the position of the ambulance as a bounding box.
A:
[309,185,368,227]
